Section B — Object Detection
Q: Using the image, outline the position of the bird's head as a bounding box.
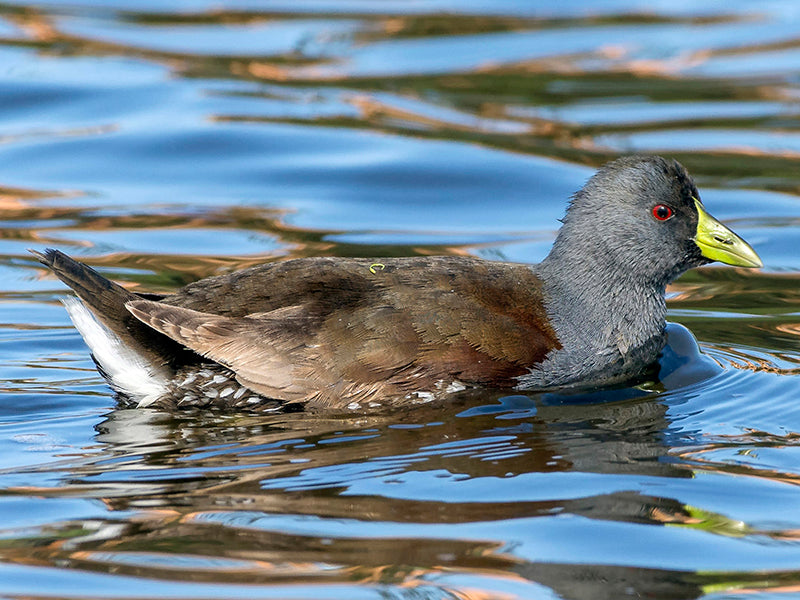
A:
[553,155,762,288]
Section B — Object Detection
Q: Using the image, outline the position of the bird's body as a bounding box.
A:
[35,156,762,411]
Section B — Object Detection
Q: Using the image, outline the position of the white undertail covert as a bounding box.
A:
[62,297,170,407]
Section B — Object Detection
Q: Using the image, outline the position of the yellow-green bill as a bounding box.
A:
[694,198,762,268]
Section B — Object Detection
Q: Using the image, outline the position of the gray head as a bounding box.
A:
[545,155,761,290]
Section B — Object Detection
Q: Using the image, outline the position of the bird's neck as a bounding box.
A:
[537,242,668,355]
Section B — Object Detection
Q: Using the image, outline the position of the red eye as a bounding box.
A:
[652,204,673,221]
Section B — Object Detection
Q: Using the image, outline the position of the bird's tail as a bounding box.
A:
[32,249,184,405]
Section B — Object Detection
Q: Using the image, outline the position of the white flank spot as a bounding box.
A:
[445,380,466,394]
[62,297,170,407]
[411,391,434,404]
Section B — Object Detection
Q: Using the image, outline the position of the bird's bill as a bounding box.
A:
[693,199,763,268]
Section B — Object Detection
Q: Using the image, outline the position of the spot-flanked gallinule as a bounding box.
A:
[34,155,762,410]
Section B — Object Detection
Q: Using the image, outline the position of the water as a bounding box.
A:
[1,1,799,598]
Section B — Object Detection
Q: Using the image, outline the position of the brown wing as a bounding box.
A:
[125,301,337,402]
[129,256,561,407]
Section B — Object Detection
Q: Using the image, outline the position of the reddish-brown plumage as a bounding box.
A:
[152,256,561,406]
[37,251,561,408]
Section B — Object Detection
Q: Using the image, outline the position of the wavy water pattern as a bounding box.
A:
[0,1,799,599]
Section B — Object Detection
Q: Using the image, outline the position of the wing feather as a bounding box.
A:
[126,257,561,408]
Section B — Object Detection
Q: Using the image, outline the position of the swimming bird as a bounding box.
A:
[34,156,762,411]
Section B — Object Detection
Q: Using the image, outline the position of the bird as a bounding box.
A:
[33,155,762,411]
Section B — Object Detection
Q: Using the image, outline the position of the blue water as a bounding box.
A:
[1,2,800,599]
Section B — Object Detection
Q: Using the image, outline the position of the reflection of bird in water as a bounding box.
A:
[41,378,708,600]
[34,155,760,410]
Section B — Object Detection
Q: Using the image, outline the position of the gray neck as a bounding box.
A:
[523,239,668,388]
[538,240,667,350]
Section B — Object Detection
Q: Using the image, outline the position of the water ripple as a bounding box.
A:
[0,2,799,599]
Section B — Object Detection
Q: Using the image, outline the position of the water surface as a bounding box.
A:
[1,1,799,599]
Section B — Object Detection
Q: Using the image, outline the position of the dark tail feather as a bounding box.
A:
[32,248,138,323]
[32,248,191,369]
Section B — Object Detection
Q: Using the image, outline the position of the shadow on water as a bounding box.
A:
[1,324,798,599]
[0,395,699,599]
